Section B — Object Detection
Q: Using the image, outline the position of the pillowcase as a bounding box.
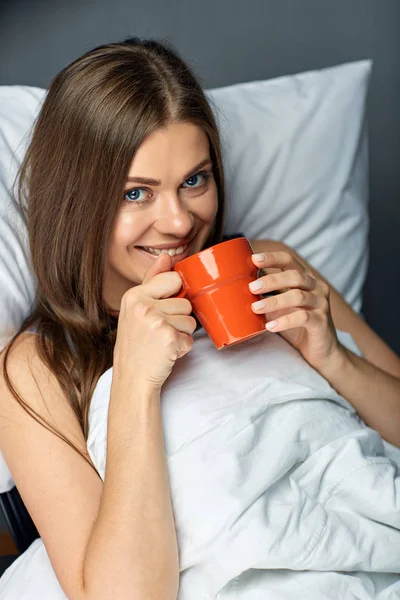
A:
[206,59,371,314]
[0,86,44,352]
[0,63,370,491]
[0,86,44,493]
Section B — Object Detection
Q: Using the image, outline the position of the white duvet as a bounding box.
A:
[1,327,400,599]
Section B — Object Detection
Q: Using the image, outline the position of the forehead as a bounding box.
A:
[127,122,210,177]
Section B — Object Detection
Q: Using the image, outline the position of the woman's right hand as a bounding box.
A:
[113,252,197,390]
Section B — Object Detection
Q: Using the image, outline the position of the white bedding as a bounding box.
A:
[1,327,400,599]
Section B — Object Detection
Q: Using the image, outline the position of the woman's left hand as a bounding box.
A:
[249,250,342,372]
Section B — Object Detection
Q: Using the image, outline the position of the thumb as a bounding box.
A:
[142,252,173,285]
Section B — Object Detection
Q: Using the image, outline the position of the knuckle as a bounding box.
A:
[320,297,329,312]
[294,289,306,304]
[320,281,330,296]
[293,270,304,286]
[178,343,193,359]
[184,335,194,352]
[301,310,310,324]
[264,251,274,262]
[267,294,278,309]
[281,314,290,327]
[149,315,165,330]
[267,273,278,287]
[121,286,139,306]
[133,300,152,319]
[164,327,179,347]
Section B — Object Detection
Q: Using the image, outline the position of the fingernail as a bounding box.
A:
[249,279,263,291]
[252,299,266,310]
[265,321,278,330]
[252,253,265,262]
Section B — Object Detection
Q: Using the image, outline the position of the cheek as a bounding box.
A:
[110,210,142,248]
[197,186,218,222]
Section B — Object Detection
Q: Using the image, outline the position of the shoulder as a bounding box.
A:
[0,328,92,470]
[0,333,52,424]
[0,332,77,432]
[0,332,41,389]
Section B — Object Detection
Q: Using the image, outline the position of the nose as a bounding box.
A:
[154,194,195,238]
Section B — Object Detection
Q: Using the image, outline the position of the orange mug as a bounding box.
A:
[173,237,267,349]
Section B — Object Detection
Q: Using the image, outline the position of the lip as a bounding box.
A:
[136,238,192,250]
[135,243,192,265]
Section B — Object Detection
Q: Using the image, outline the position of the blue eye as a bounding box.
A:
[124,188,147,203]
[123,170,212,205]
[183,172,209,188]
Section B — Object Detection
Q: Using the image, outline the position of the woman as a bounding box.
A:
[0,37,399,599]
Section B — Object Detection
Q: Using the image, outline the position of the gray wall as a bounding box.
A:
[0,0,399,353]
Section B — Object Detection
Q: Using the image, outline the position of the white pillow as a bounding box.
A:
[206,60,371,314]
[0,63,370,491]
[0,86,44,353]
[0,86,44,493]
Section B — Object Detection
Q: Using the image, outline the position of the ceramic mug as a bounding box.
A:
[173,237,267,349]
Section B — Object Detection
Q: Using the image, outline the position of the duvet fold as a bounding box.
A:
[1,328,399,599]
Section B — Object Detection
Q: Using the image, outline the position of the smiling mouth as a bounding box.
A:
[135,243,189,257]
[134,241,195,264]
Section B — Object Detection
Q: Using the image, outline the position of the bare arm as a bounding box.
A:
[0,335,179,600]
[317,342,400,447]
[83,372,179,599]
[251,239,400,446]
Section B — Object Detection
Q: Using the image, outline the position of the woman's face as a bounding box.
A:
[103,121,218,312]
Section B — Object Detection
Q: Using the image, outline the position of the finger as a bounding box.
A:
[158,297,193,316]
[142,270,184,299]
[261,307,294,322]
[252,251,304,272]
[251,289,320,314]
[265,308,319,332]
[249,269,317,295]
[165,314,198,335]
[142,251,173,285]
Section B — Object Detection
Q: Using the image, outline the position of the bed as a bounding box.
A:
[0,0,399,590]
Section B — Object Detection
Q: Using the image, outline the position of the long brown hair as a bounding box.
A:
[1,37,226,473]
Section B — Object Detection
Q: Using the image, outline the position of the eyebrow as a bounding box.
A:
[125,158,212,186]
